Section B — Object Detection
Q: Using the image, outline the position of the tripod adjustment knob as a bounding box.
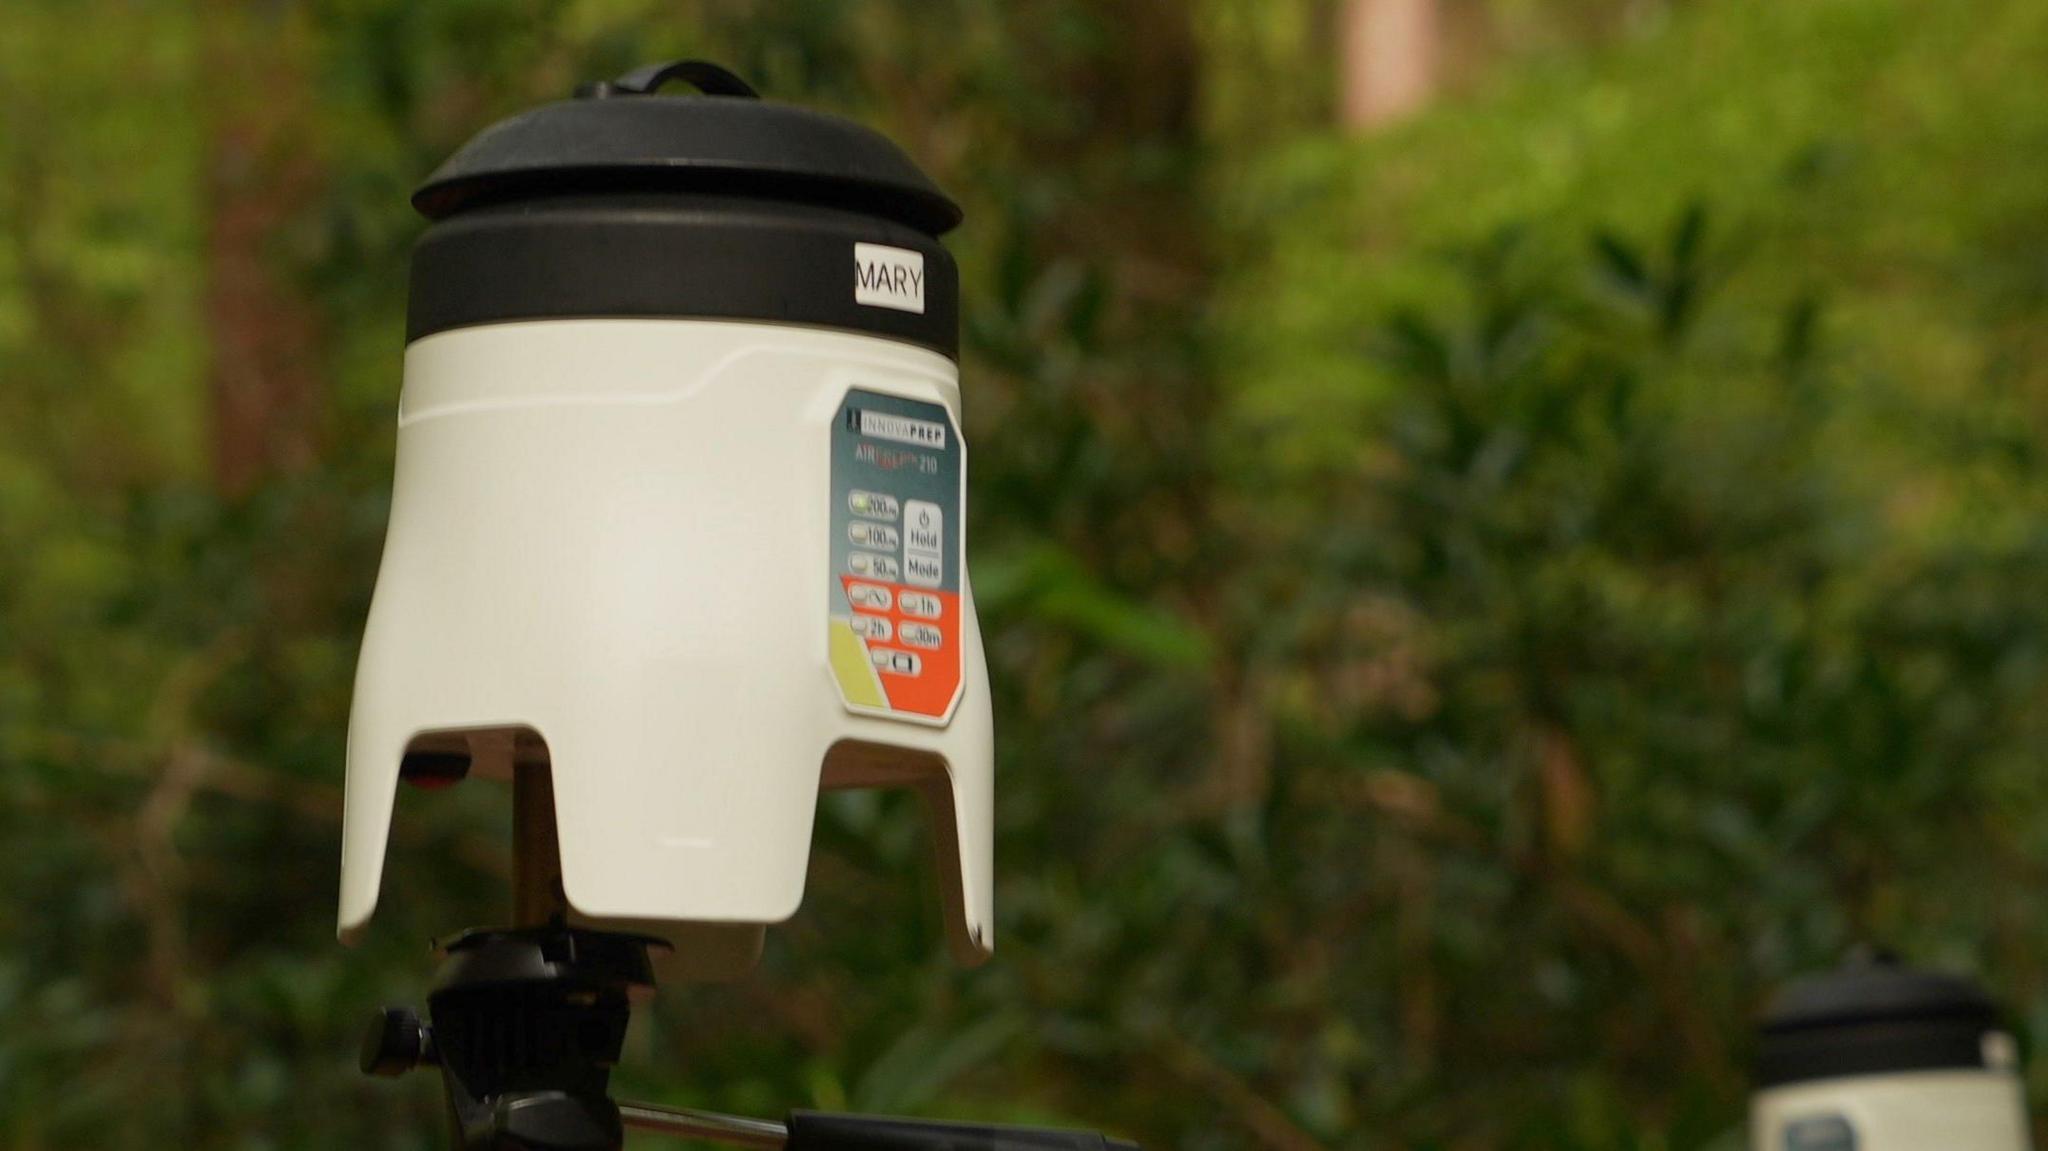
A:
[360,1006,437,1078]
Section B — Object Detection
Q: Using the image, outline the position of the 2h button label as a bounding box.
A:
[903,500,945,588]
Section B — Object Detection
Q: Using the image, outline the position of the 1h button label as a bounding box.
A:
[903,501,945,588]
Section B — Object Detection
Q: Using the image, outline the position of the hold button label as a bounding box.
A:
[903,500,945,588]
[904,502,944,554]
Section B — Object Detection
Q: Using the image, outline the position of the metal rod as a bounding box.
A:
[512,759,568,926]
[617,1101,788,1147]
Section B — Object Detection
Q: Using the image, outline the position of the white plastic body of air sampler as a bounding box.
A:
[340,319,992,974]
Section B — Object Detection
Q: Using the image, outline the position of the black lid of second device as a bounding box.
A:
[412,60,962,235]
[1756,952,2010,1088]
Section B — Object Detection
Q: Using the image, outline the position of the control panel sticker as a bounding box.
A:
[1784,1116,1857,1151]
[827,389,963,722]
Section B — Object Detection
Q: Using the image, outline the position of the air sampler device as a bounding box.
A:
[339,60,1132,1151]
[1753,954,2032,1151]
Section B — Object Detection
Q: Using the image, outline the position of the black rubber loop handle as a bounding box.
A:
[607,59,760,98]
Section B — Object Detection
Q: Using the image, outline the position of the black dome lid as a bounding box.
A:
[412,60,962,235]
[1762,954,1997,1033]
[1756,951,2010,1088]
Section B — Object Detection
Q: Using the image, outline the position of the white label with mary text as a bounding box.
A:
[854,243,927,315]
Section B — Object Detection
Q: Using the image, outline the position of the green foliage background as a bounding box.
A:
[1,0,2046,1148]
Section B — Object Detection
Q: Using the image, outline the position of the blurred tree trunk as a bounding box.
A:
[1339,0,1440,131]
[199,2,325,498]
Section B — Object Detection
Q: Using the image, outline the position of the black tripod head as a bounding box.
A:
[363,927,654,1150]
[362,925,1139,1151]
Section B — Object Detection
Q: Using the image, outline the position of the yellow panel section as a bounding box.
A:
[828,617,888,709]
